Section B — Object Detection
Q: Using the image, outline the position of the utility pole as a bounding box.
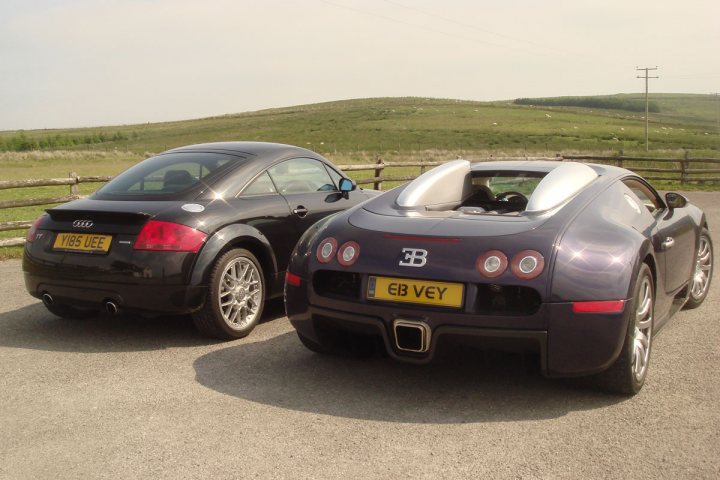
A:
[636,66,658,151]
[712,92,720,136]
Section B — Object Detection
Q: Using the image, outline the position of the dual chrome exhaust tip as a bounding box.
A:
[40,292,120,316]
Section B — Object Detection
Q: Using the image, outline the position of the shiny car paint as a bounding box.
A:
[285,161,711,386]
[24,142,377,325]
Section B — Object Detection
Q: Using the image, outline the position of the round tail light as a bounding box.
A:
[511,250,545,279]
[316,237,337,264]
[476,250,508,278]
[337,241,360,267]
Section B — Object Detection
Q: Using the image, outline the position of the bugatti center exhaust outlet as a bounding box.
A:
[42,293,54,307]
[393,320,431,353]
[104,300,120,315]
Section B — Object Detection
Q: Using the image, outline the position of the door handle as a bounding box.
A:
[661,237,675,249]
[292,206,309,217]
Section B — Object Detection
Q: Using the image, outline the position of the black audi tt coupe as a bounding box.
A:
[23,142,377,339]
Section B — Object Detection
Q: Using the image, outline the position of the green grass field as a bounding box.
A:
[2,94,719,156]
[1,94,719,259]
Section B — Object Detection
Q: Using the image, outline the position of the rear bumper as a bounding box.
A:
[286,279,630,377]
[24,272,207,314]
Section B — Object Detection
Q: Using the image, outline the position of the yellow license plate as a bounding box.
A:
[367,276,464,308]
[53,233,112,253]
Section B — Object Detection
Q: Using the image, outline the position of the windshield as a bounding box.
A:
[94,152,244,199]
[458,170,548,216]
[474,171,545,197]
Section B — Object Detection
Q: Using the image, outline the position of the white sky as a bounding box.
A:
[1,0,718,130]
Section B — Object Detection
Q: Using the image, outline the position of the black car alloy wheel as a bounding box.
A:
[192,248,265,339]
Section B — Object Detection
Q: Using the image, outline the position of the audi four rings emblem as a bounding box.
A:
[72,220,93,228]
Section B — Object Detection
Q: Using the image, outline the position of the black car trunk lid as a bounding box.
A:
[44,198,179,235]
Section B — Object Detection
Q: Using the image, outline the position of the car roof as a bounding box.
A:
[165,141,324,165]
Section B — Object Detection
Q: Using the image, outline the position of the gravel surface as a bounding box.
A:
[1,192,718,479]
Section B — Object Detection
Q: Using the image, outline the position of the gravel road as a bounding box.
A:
[1,192,718,479]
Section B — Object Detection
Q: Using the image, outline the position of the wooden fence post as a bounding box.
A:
[69,172,79,197]
[617,150,624,169]
[681,151,689,186]
[373,157,384,190]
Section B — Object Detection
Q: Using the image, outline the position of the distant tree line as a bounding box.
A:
[514,96,660,113]
[0,131,129,151]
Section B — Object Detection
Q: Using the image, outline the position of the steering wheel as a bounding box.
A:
[495,191,528,203]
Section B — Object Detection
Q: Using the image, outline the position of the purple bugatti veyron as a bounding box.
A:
[284,160,713,394]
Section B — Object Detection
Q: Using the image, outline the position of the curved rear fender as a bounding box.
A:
[550,183,654,303]
[190,224,278,288]
[287,214,340,278]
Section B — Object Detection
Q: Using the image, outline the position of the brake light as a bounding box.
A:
[337,241,360,267]
[26,214,47,243]
[573,300,626,313]
[133,220,207,252]
[510,250,545,280]
[476,250,508,278]
[316,237,337,264]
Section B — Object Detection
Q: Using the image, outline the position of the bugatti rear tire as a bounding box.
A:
[683,228,713,310]
[593,263,654,395]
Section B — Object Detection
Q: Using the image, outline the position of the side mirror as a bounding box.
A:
[665,192,688,209]
[339,178,356,195]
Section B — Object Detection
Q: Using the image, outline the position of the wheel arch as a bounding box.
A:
[642,251,657,295]
[190,223,279,292]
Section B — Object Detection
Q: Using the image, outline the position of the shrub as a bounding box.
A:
[514,96,660,113]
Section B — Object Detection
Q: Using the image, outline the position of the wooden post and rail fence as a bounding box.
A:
[2,154,719,247]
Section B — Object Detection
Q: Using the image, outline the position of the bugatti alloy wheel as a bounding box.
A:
[685,229,713,309]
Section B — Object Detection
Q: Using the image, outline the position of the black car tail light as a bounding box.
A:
[337,241,360,267]
[510,250,545,280]
[133,220,207,252]
[316,237,337,264]
[25,214,47,243]
[476,250,508,278]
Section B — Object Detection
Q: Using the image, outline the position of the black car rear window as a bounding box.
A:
[94,152,244,199]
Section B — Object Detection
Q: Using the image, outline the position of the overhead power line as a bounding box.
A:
[317,0,506,49]
[317,0,575,57]
[382,0,579,57]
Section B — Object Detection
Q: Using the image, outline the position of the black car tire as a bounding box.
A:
[44,302,99,320]
[593,263,654,395]
[192,248,265,340]
[683,228,713,310]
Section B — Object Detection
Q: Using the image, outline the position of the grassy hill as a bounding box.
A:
[1,93,719,259]
[1,94,719,157]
